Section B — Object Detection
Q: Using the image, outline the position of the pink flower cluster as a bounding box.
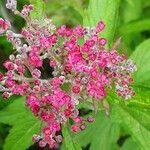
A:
[0,1,137,149]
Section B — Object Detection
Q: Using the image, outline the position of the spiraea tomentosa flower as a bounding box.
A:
[0,1,137,149]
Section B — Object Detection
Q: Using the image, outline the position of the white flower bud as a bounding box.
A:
[6,0,17,11]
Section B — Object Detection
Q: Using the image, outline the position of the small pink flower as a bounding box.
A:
[51,122,61,131]
[57,25,67,36]
[0,18,10,34]
[5,79,16,88]
[49,59,57,68]
[2,92,11,99]
[73,117,82,124]
[48,34,57,44]
[32,69,41,78]
[72,86,80,94]
[99,38,107,46]
[87,116,94,123]
[73,25,85,37]
[42,127,51,135]
[40,37,50,48]
[3,60,14,70]
[71,125,80,132]
[28,53,43,67]
[16,65,26,74]
[31,45,40,54]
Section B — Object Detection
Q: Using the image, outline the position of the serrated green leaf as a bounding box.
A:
[29,0,45,19]
[62,125,82,150]
[130,39,150,88]
[84,0,121,47]
[0,98,41,150]
[129,87,150,108]
[113,104,150,150]
[75,111,120,150]
[3,118,40,150]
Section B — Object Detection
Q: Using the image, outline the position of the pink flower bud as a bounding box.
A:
[49,59,57,68]
[73,117,82,123]
[99,38,107,46]
[56,135,62,143]
[28,53,43,67]
[42,128,51,135]
[96,21,105,33]
[5,79,15,88]
[2,92,10,99]
[72,86,80,94]
[32,69,41,78]
[71,125,80,132]
[87,116,94,123]
[3,61,14,70]
[0,18,10,34]
[39,140,47,148]
[80,124,86,130]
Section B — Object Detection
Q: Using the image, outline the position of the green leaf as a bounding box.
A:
[114,104,150,150]
[45,0,83,26]
[121,138,140,150]
[62,125,82,150]
[130,87,150,107]
[120,0,142,23]
[0,97,29,125]
[130,39,150,88]
[143,0,150,7]
[29,0,45,19]
[75,111,120,150]
[60,0,84,16]
[107,89,150,150]
[119,19,150,35]
[84,0,121,47]
[118,0,142,54]
[0,98,41,150]
[3,118,40,150]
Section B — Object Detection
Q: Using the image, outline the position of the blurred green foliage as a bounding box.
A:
[0,0,150,150]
